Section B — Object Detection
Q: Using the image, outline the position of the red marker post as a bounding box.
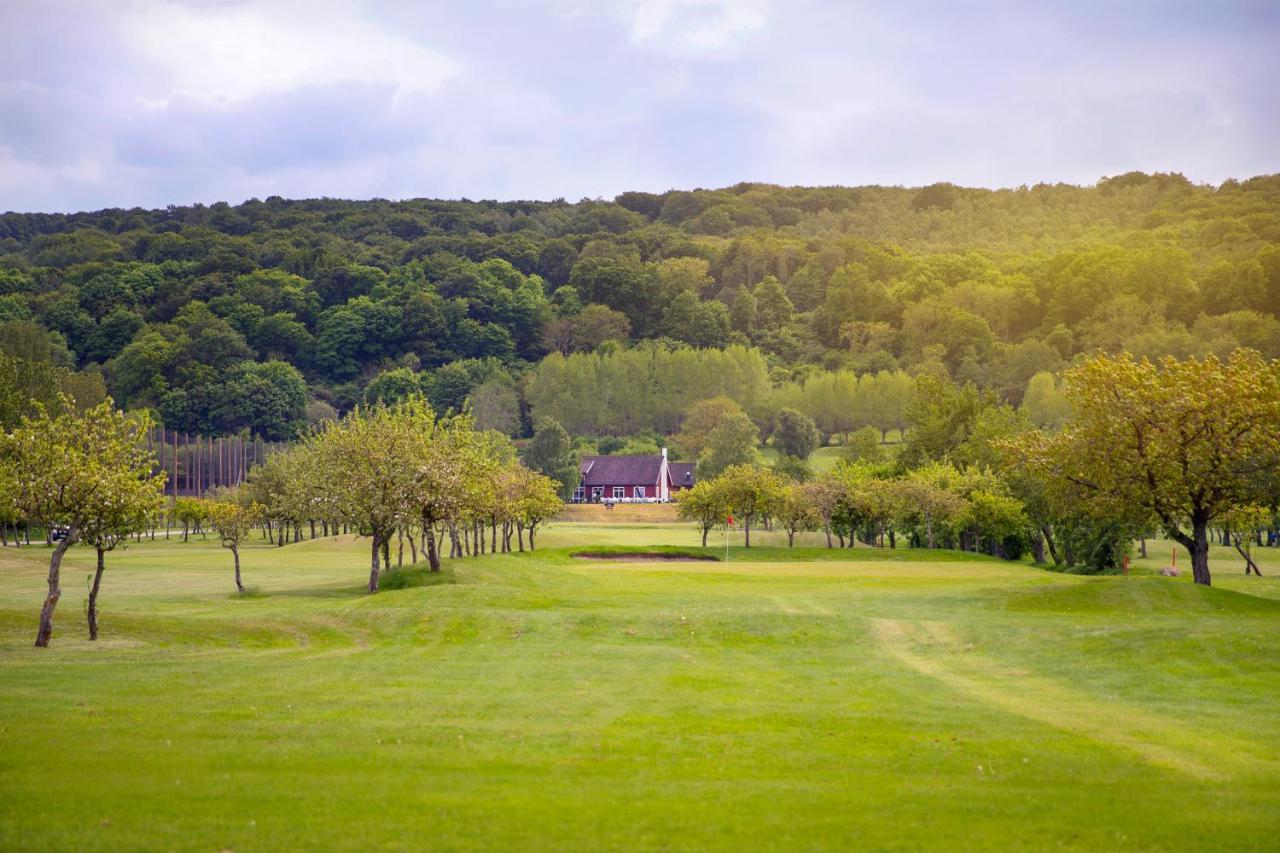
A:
[725,515,735,563]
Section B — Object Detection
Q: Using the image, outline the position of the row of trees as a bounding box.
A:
[1,395,563,647]
[676,350,1280,586]
[677,461,1025,553]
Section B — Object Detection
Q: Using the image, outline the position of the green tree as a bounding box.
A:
[675,479,728,547]
[697,408,760,480]
[522,418,579,501]
[78,416,167,640]
[2,398,161,646]
[753,275,794,330]
[207,497,264,593]
[714,464,784,547]
[730,286,757,336]
[305,399,428,592]
[773,408,820,460]
[1020,371,1072,429]
[1016,351,1280,585]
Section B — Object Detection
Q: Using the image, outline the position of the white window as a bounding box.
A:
[634,486,645,499]
[591,487,604,501]
[613,487,625,499]
[572,487,585,503]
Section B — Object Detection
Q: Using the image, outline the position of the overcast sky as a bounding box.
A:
[2,0,1278,212]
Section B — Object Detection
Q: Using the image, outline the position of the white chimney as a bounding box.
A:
[661,447,667,459]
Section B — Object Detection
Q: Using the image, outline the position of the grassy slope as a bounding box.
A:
[0,527,1278,850]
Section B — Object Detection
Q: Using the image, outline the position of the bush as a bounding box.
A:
[1055,516,1135,574]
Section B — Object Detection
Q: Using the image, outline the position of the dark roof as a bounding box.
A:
[580,455,663,487]
[669,462,695,486]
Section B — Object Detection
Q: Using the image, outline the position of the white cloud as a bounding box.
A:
[123,0,462,107]
[621,0,767,54]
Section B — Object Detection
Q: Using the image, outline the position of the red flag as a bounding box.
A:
[726,514,735,527]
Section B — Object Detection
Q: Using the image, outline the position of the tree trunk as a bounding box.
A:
[1139,537,1148,558]
[381,537,391,572]
[368,533,381,593]
[744,517,751,548]
[518,523,526,552]
[1173,518,1212,586]
[1030,531,1046,565]
[925,515,934,549]
[529,527,537,550]
[1232,534,1262,576]
[701,526,709,548]
[87,546,106,640]
[35,526,77,647]
[1041,525,1061,565]
[397,528,404,568]
[407,534,417,565]
[824,525,832,548]
[787,529,795,547]
[233,545,244,593]
[425,526,441,572]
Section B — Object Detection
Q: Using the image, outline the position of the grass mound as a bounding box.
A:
[377,564,460,590]
[1000,576,1280,616]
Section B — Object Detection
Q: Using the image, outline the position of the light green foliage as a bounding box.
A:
[843,426,885,464]
[525,344,770,437]
[695,407,760,480]
[1020,371,1072,429]
[1015,350,1280,585]
[2,397,164,645]
[522,418,579,501]
[708,464,785,546]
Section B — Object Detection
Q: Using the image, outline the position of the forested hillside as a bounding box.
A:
[2,172,1279,442]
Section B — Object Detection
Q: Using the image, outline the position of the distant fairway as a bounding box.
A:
[1,526,1278,850]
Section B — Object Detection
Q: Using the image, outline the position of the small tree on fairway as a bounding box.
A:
[79,446,166,639]
[774,482,820,547]
[676,479,728,547]
[207,497,264,592]
[510,466,562,550]
[306,400,426,592]
[2,398,160,647]
[173,498,206,542]
[1016,351,1280,585]
[715,464,785,548]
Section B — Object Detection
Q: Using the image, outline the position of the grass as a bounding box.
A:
[1,525,1278,850]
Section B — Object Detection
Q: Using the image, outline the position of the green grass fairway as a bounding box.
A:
[1,529,1279,850]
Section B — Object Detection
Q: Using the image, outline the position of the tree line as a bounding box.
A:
[0,396,561,647]
[0,173,1277,441]
[673,350,1280,588]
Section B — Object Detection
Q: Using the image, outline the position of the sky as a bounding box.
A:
[1,0,1278,212]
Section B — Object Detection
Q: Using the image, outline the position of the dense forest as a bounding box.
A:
[2,172,1279,445]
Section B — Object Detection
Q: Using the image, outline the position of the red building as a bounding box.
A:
[573,449,695,503]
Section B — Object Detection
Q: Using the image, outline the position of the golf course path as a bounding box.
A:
[872,618,1268,781]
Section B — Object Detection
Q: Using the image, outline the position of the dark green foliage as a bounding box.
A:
[1053,516,1138,574]
[773,408,820,459]
[0,174,1276,442]
[522,418,580,500]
